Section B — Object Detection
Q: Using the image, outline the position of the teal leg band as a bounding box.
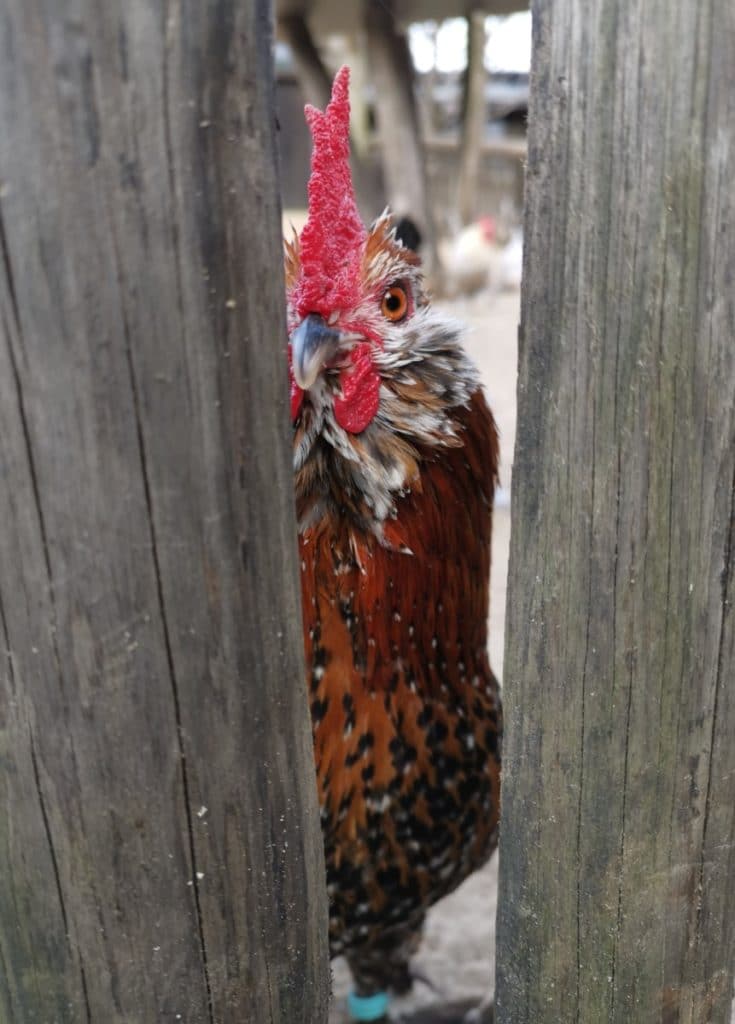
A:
[347,990,389,1021]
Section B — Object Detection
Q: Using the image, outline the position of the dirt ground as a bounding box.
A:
[327,286,522,1021]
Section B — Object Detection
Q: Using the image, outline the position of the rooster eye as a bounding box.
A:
[381,284,408,322]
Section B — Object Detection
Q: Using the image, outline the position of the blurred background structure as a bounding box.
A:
[275,1,530,291]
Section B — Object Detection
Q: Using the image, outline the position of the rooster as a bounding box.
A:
[285,67,502,1021]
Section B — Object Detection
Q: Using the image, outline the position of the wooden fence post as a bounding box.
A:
[496,0,735,1021]
[0,2,329,1021]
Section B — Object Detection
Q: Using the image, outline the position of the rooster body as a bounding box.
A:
[286,68,501,1010]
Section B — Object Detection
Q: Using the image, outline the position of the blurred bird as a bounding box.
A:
[441,216,500,296]
[285,67,502,1021]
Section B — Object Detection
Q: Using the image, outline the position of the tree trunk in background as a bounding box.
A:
[457,10,487,226]
[0,2,329,1022]
[277,15,383,222]
[278,12,333,109]
[365,0,439,276]
[496,0,735,1022]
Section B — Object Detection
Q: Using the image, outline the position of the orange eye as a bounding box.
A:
[380,284,408,322]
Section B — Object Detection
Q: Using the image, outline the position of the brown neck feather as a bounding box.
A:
[300,390,499,701]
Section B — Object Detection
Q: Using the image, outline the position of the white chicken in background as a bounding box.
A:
[441,215,500,296]
[440,216,524,297]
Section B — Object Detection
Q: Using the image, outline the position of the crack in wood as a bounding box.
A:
[660,375,679,756]
[0,209,66,698]
[0,590,16,700]
[607,432,624,1019]
[660,373,682,1000]
[0,920,19,1022]
[161,0,187,336]
[610,657,635,1021]
[78,959,92,1024]
[694,459,735,948]
[28,730,93,1022]
[0,208,24,355]
[28,729,70,938]
[574,399,597,1024]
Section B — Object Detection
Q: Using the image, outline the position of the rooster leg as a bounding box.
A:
[346,990,390,1022]
[344,919,424,1020]
[462,993,495,1023]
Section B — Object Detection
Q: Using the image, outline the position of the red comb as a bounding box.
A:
[292,66,367,319]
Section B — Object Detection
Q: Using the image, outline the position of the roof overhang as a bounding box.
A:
[277,0,529,36]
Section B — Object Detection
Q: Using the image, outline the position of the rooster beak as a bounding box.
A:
[290,314,341,390]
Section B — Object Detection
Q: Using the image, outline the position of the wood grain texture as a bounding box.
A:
[496,1,735,1022]
[0,2,329,1021]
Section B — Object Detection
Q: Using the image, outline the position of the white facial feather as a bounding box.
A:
[292,301,480,538]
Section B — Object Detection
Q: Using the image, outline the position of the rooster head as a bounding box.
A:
[285,66,479,538]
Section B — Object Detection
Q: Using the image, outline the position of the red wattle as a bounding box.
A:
[333,344,380,434]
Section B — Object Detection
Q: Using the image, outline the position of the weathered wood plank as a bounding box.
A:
[0,2,329,1021]
[496,1,735,1022]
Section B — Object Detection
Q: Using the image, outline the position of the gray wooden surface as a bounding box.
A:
[0,2,329,1021]
[496,0,735,1021]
